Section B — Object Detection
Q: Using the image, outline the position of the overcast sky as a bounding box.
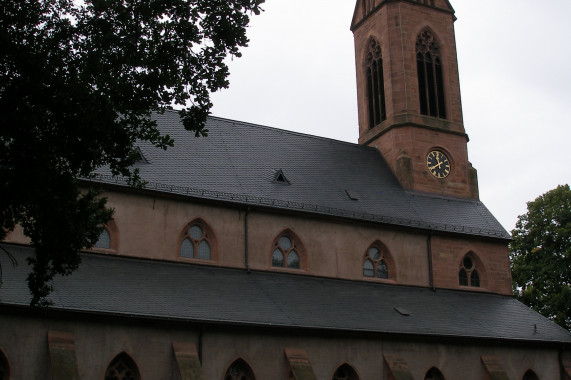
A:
[210,0,571,233]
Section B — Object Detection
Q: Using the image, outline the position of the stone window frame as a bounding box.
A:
[91,219,119,253]
[332,362,360,380]
[362,240,395,281]
[224,357,256,380]
[178,217,218,262]
[365,36,387,129]
[424,366,445,380]
[0,347,10,380]
[104,352,140,380]
[270,229,306,271]
[458,251,486,288]
[416,27,447,119]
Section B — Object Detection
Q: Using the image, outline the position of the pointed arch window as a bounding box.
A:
[225,358,255,380]
[522,370,539,380]
[363,241,393,280]
[91,219,118,252]
[366,38,387,128]
[105,352,140,380]
[94,228,111,249]
[333,363,359,380]
[271,230,305,270]
[459,254,480,287]
[179,218,217,261]
[425,367,445,380]
[416,29,446,119]
[0,349,10,380]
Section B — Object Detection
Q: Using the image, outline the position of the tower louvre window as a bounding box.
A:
[366,38,387,128]
[416,29,446,119]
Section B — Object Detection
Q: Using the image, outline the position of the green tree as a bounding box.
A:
[0,0,263,305]
[510,184,571,330]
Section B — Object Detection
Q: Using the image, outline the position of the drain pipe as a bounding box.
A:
[198,326,205,364]
[244,207,251,272]
[427,230,435,291]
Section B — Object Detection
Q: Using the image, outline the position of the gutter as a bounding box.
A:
[427,230,435,291]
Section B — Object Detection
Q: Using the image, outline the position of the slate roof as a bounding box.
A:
[2,245,570,345]
[91,111,510,240]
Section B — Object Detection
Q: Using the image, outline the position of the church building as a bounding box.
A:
[1,0,570,379]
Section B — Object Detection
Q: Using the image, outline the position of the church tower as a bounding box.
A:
[351,0,479,199]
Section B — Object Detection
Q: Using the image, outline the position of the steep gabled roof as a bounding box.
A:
[2,246,570,345]
[91,111,510,240]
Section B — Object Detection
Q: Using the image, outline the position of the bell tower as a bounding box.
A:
[351,0,479,199]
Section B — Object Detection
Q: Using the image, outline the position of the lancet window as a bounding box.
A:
[425,367,445,380]
[416,28,446,119]
[105,353,140,380]
[225,358,255,380]
[459,254,480,287]
[179,219,216,261]
[363,241,392,280]
[271,230,304,270]
[366,38,387,128]
[332,363,359,380]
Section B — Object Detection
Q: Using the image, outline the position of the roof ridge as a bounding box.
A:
[207,114,363,149]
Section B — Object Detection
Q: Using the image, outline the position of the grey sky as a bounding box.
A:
[210,0,571,232]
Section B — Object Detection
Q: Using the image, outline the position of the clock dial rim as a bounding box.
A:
[426,150,451,179]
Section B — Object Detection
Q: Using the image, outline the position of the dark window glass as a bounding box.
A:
[105,353,140,380]
[287,251,300,269]
[225,359,255,380]
[463,256,473,270]
[197,240,211,260]
[522,370,539,380]
[180,222,211,260]
[272,233,302,269]
[377,260,389,279]
[272,249,284,267]
[416,29,446,119]
[180,238,193,258]
[366,38,387,128]
[363,259,374,277]
[460,254,482,287]
[95,229,111,249]
[363,243,391,280]
[471,270,480,287]
[425,367,445,380]
[333,363,359,380]
[459,268,468,286]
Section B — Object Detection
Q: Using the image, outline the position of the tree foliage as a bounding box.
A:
[0,0,263,305]
[510,184,571,330]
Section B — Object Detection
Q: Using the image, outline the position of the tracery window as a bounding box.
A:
[366,37,387,128]
[271,230,304,269]
[105,353,140,380]
[425,367,445,380]
[363,242,391,279]
[179,219,215,260]
[522,370,539,380]
[224,358,255,380]
[459,254,480,287]
[416,28,446,119]
[333,363,359,380]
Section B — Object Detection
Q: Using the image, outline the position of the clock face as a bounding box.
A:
[426,150,451,178]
